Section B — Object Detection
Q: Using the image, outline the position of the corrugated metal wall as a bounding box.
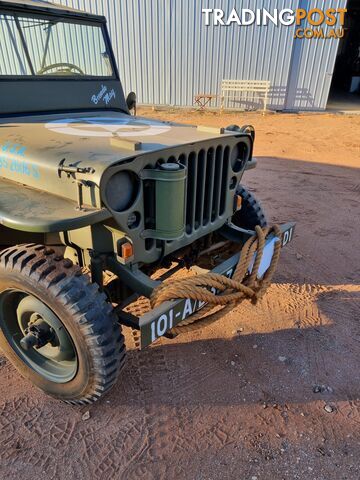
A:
[285,0,347,110]
[169,0,298,109]
[4,0,347,110]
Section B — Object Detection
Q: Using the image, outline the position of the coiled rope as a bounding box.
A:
[150,225,282,334]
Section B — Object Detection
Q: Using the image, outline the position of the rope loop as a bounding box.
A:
[150,225,282,334]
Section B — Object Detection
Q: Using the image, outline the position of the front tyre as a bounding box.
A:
[232,185,267,230]
[0,244,126,405]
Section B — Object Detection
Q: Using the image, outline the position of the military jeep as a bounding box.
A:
[0,0,295,404]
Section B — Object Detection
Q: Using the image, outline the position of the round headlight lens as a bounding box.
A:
[105,171,139,212]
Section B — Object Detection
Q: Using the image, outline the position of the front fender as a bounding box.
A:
[0,177,111,233]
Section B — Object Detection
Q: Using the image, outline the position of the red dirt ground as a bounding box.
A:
[0,110,359,480]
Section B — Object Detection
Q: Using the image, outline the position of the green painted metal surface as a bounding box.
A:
[0,0,253,267]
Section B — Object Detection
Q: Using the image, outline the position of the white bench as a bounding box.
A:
[221,80,271,112]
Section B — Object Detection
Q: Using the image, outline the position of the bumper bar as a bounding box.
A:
[138,222,295,347]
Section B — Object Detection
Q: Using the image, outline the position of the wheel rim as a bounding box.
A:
[0,290,78,383]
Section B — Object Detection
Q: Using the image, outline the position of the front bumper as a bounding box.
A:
[107,222,295,348]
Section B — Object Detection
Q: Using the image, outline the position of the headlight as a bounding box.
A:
[104,171,140,212]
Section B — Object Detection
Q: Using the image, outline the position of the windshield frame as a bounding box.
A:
[0,8,120,81]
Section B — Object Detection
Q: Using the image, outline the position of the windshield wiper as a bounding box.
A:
[21,21,53,28]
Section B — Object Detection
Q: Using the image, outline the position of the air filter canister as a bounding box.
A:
[140,163,187,240]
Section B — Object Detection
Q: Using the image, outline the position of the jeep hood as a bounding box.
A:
[0,111,234,208]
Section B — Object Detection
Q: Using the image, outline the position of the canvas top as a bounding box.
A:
[0,0,105,21]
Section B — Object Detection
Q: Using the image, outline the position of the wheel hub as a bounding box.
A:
[20,316,58,351]
[0,290,78,383]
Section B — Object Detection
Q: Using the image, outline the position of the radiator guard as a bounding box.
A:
[100,133,253,264]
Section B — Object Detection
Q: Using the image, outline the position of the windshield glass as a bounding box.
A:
[0,13,114,77]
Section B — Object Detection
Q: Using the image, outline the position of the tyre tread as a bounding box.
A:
[0,244,126,405]
[233,185,267,229]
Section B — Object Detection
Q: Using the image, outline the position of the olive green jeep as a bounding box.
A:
[0,0,295,404]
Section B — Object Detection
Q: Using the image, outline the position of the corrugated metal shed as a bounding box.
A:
[285,0,347,110]
[169,0,298,109]
[1,0,348,110]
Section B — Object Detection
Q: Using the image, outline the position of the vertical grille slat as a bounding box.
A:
[190,153,198,232]
[167,143,231,236]
[212,146,223,221]
[220,146,230,216]
[195,149,206,230]
[204,148,215,225]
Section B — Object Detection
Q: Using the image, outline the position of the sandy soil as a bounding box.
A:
[1,111,360,480]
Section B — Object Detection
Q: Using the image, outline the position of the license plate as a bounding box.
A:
[139,223,295,348]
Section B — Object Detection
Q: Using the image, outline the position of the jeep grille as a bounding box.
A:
[101,134,251,264]
[179,146,230,234]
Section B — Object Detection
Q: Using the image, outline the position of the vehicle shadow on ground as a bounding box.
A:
[0,285,357,410]
[108,286,360,408]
